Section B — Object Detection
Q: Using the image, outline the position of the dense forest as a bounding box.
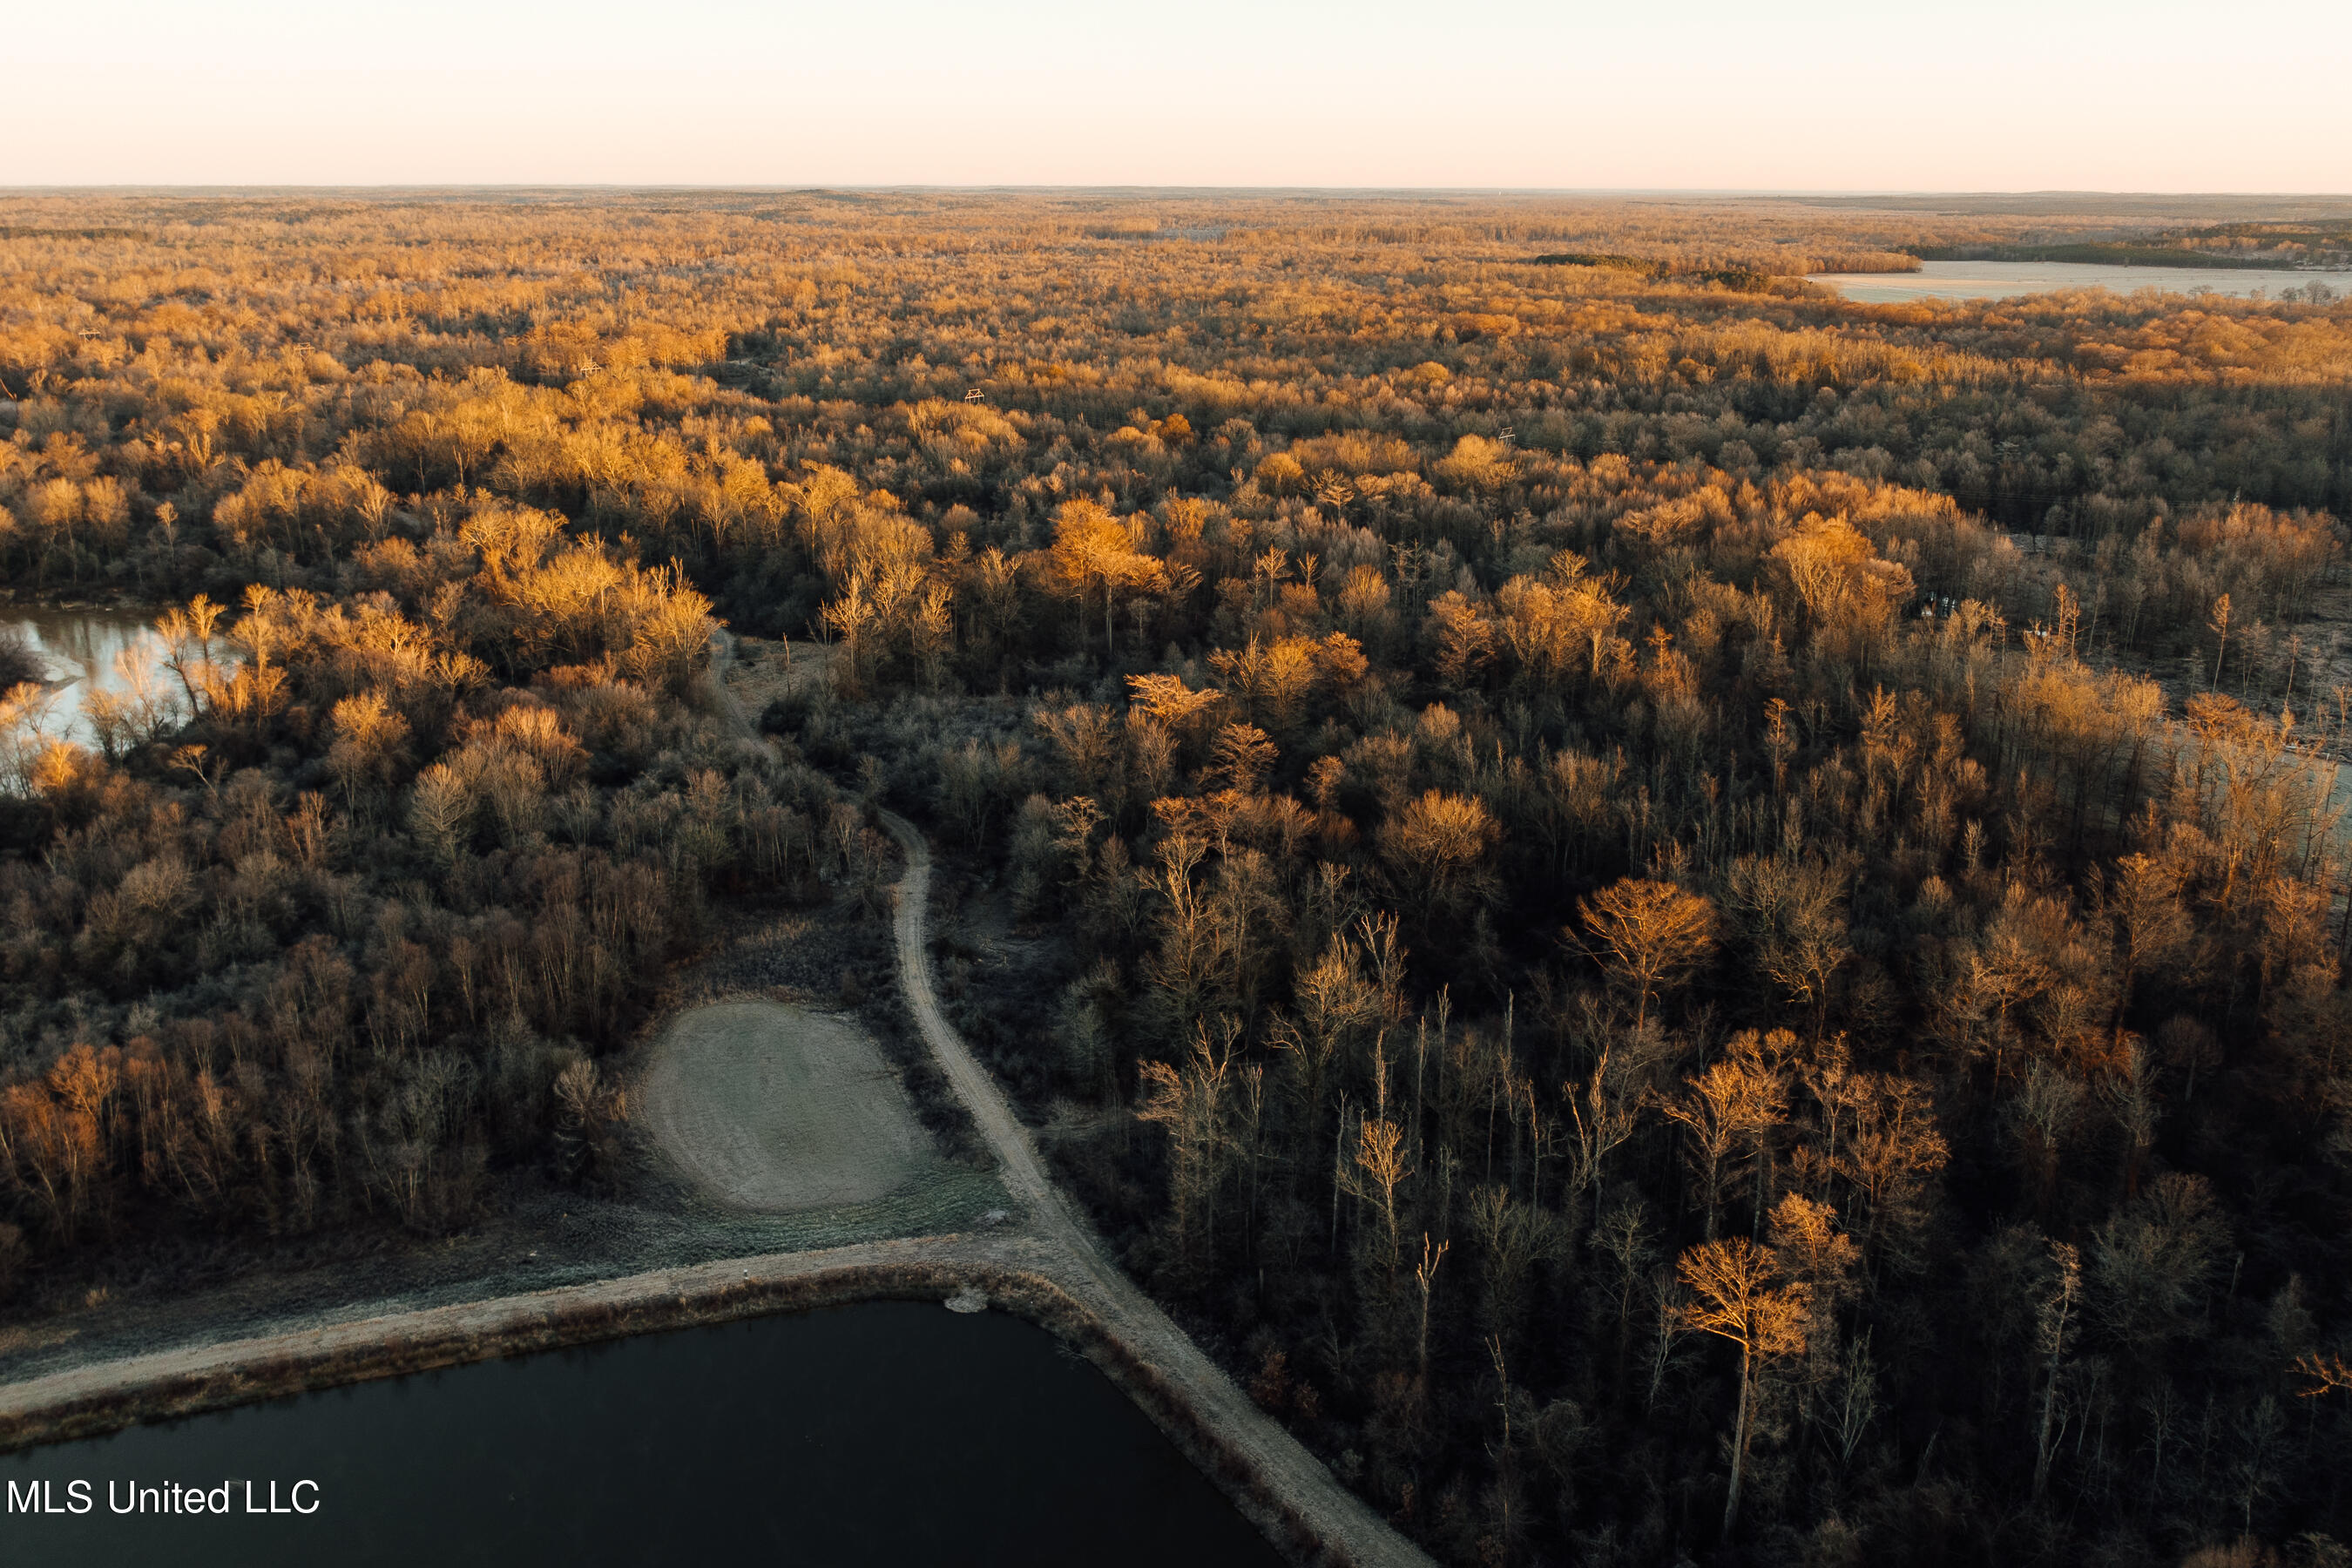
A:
[1911,217,2352,272]
[5,190,2352,1565]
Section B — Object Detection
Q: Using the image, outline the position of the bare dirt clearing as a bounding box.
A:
[639,1002,925,1211]
[720,633,829,714]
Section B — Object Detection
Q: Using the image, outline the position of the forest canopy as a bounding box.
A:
[3,189,2352,1568]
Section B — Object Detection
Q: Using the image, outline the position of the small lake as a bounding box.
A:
[2,1301,1284,1566]
[3,609,182,748]
[1808,259,2348,303]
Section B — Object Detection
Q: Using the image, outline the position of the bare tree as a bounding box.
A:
[1576,877,1716,1030]
[1679,1236,1810,1537]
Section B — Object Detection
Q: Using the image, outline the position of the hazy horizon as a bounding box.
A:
[8,0,2348,190]
[3,186,2349,199]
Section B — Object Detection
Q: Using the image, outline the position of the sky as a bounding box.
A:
[6,0,2348,190]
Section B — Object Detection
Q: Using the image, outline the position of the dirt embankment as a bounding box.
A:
[0,1234,1346,1566]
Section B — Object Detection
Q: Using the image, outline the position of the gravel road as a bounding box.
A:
[702,628,1425,1565]
[876,808,1433,1568]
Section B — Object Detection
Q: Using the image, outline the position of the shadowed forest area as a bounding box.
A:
[5,189,2352,1565]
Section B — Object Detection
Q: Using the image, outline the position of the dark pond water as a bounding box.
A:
[1,1301,1284,1567]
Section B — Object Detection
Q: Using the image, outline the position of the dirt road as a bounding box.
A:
[875,810,1435,1568]
[1,636,1432,1568]
[709,628,1430,1566]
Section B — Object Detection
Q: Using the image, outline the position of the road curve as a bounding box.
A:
[877,811,1434,1568]
[706,632,1429,1566]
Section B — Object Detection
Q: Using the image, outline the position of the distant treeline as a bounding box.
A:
[1522,253,1812,292]
[0,227,144,242]
[1911,242,2308,271]
[2179,220,2352,251]
[1908,219,2352,272]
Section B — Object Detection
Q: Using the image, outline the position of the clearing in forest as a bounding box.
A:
[639,1001,926,1211]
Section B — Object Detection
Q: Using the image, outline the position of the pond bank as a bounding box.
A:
[0,1233,1344,1566]
[3,1295,1284,1567]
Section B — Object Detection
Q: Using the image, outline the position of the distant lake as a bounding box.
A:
[2,1301,1284,1568]
[1808,259,2348,303]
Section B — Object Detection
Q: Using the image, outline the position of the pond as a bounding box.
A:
[1808,259,2348,303]
[2,1301,1286,1566]
[2,608,186,751]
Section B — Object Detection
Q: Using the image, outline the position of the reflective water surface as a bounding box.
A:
[1809,259,2348,303]
[2,1301,1285,1567]
[2,609,180,748]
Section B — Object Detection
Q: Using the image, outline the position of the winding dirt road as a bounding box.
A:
[711,632,1429,1566]
[878,811,1432,1568]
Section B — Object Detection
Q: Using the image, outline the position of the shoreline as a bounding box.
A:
[0,1234,1343,1567]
